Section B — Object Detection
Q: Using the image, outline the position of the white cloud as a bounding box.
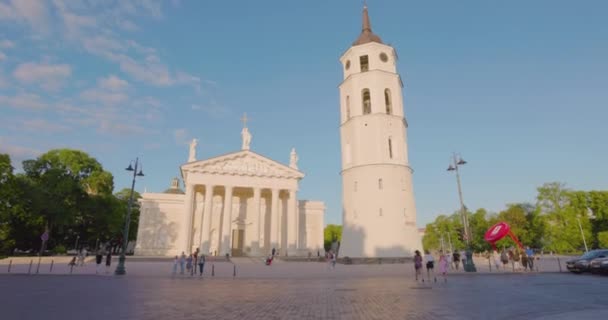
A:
[0,0,50,30]
[173,128,189,145]
[0,40,14,48]
[22,119,70,133]
[98,74,129,91]
[0,92,48,110]
[190,101,230,117]
[80,88,128,105]
[0,137,41,162]
[13,61,72,91]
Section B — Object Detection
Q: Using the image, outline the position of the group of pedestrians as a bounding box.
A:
[492,246,536,272]
[173,249,206,276]
[414,250,450,282]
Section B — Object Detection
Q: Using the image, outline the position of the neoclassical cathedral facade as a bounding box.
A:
[134,126,325,257]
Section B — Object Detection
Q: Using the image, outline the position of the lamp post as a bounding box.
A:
[576,216,588,253]
[447,153,476,272]
[114,158,144,276]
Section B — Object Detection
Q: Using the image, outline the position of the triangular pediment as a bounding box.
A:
[181,151,304,179]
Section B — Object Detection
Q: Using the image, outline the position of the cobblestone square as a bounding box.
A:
[1,258,607,320]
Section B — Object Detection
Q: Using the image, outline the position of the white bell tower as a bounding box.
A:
[339,5,422,258]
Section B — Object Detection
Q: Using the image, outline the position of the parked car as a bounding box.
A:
[566,249,608,273]
[590,257,608,275]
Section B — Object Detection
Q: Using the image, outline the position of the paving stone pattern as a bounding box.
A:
[1,259,607,320]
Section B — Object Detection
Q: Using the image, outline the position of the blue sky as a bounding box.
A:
[1,0,607,227]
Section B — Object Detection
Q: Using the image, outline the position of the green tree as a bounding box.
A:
[537,182,587,253]
[598,231,608,248]
[469,208,491,252]
[324,224,342,251]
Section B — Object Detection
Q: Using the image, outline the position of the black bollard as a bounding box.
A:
[8,260,12,273]
[233,264,236,278]
[28,260,33,274]
[211,264,215,277]
[70,263,74,274]
[50,260,54,273]
[488,257,492,272]
[557,257,562,272]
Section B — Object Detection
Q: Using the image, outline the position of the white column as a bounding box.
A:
[220,186,234,256]
[192,190,204,251]
[270,188,280,252]
[287,190,297,255]
[252,188,262,254]
[200,185,214,254]
[182,183,195,253]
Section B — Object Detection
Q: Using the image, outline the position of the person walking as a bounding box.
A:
[95,250,103,274]
[424,250,436,282]
[198,254,206,276]
[186,254,193,276]
[500,249,508,268]
[105,251,112,274]
[172,255,178,275]
[414,250,423,281]
[460,249,467,268]
[492,250,501,270]
[525,247,535,271]
[179,252,186,275]
[452,251,460,270]
[439,252,449,282]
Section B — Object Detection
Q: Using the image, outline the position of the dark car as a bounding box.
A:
[566,249,608,273]
[590,257,608,275]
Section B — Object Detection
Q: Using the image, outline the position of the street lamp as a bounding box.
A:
[447,153,476,272]
[114,158,144,276]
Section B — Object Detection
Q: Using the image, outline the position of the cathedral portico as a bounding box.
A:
[135,122,324,258]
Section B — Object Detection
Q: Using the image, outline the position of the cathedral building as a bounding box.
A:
[134,124,325,257]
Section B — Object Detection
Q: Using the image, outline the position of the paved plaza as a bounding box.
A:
[1,257,607,320]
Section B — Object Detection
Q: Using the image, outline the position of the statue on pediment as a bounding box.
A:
[188,138,198,162]
[290,148,298,169]
[242,127,252,150]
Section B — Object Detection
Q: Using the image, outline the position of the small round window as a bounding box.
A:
[345,60,351,70]
[379,52,389,62]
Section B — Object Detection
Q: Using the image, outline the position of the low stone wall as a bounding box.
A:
[338,257,414,265]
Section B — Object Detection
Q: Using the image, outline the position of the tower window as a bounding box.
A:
[346,95,351,119]
[388,138,393,159]
[378,178,383,189]
[360,55,369,72]
[385,89,392,114]
[362,89,371,114]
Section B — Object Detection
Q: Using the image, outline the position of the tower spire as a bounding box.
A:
[353,3,383,46]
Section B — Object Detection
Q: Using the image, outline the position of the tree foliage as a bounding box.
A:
[0,149,135,256]
[324,224,342,251]
[423,182,608,254]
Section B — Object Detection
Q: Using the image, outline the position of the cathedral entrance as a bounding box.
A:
[231,229,245,257]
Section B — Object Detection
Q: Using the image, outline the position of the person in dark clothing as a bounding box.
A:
[271,248,276,257]
[105,252,112,274]
[453,251,461,270]
[95,251,103,274]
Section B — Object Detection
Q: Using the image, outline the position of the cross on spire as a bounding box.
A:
[241,112,249,128]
